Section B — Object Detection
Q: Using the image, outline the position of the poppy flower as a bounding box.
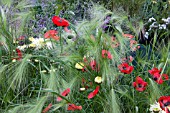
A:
[158,96,170,112]
[118,63,134,74]
[57,88,70,101]
[42,103,52,113]
[123,33,134,39]
[88,86,100,99]
[67,104,82,111]
[52,16,69,27]
[148,67,162,75]
[132,76,148,92]
[102,50,112,59]
[44,30,60,41]
[89,60,100,71]
[16,48,22,60]
[151,73,169,84]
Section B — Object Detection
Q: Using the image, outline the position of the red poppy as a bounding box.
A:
[123,33,134,39]
[44,30,60,41]
[151,73,169,84]
[118,63,134,74]
[42,103,52,113]
[132,76,147,92]
[102,50,112,59]
[148,67,162,75]
[88,86,100,99]
[57,88,70,101]
[52,16,69,27]
[16,48,22,60]
[158,96,170,112]
[89,60,100,71]
[149,67,168,84]
[67,104,82,111]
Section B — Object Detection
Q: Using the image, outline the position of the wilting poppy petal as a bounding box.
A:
[42,103,52,113]
[67,104,82,111]
[57,88,70,101]
[88,86,100,99]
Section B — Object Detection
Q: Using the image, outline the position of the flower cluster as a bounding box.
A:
[150,96,170,113]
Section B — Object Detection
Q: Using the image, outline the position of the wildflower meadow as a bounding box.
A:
[0,0,170,113]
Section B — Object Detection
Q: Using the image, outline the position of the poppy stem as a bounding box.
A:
[58,27,63,54]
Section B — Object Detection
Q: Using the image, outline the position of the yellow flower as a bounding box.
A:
[94,76,102,83]
[29,37,34,42]
[75,62,84,69]
[29,43,36,47]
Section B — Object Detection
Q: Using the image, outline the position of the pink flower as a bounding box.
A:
[57,88,70,101]
[67,104,82,111]
[102,50,112,59]
[88,86,100,99]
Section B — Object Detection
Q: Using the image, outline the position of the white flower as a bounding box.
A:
[148,17,156,22]
[159,24,166,30]
[12,59,16,62]
[144,32,149,39]
[149,102,166,113]
[45,41,53,49]
[80,88,86,91]
[17,45,28,51]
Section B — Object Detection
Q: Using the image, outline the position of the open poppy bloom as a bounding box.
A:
[158,96,170,112]
[44,30,60,41]
[88,86,100,99]
[149,67,168,84]
[67,104,82,111]
[52,16,69,27]
[89,60,100,71]
[52,16,70,32]
[151,73,168,84]
[102,50,112,59]
[118,63,134,74]
[132,76,148,92]
[42,103,52,113]
[148,67,162,75]
[57,88,70,101]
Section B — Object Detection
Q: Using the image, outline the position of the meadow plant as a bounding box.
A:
[0,1,170,113]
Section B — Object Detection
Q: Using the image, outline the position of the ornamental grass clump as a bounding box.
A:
[0,2,169,113]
